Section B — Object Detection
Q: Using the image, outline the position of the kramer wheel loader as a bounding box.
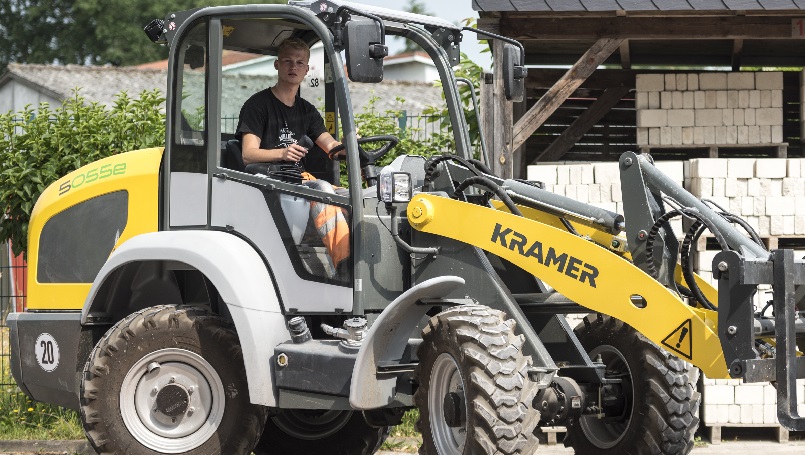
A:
[8,1,805,454]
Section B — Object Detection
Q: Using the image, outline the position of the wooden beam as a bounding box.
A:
[732,38,744,71]
[534,86,630,164]
[513,38,623,151]
[620,40,631,70]
[491,40,514,178]
[493,16,797,40]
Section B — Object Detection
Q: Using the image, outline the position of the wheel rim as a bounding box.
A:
[270,410,352,440]
[119,348,225,453]
[428,352,466,455]
[579,344,635,449]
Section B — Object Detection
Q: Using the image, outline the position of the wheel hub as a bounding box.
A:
[442,391,465,428]
[155,383,190,417]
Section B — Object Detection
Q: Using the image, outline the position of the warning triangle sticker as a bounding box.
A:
[661,319,693,360]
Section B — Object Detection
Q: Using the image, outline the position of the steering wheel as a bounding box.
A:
[328,135,399,185]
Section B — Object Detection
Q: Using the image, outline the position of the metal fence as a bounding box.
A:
[1,242,26,388]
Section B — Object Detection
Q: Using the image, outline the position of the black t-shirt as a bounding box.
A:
[236,88,327,151]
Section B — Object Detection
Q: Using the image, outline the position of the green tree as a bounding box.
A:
[0,0,285,71]
[398,0,432,54]
[0,90,166,256]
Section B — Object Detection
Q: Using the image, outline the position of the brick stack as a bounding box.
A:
[635,72,784,147]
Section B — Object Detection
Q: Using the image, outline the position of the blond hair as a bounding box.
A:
[278,37,310,60]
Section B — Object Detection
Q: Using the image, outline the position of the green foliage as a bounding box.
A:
[0,89,166,257]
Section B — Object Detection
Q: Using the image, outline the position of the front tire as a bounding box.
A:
[414,305,540,455]
[565,314,700,455]
[80,305,267,454]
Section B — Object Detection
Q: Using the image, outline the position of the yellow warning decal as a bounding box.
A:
[223,26,235,37]
[662,319,693,360]
[325,112,335,134]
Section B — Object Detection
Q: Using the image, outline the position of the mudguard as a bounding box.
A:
[350,276,465,410]
[82,230,291,406]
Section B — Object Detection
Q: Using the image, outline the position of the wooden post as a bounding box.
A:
[513,96,528,178]
[490,40,514,179]
[480,72,494,168]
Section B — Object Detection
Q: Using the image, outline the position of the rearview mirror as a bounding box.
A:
[344,19,387,83]
[502,43,527,102]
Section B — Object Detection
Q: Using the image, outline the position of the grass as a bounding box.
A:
[380,409,422,452]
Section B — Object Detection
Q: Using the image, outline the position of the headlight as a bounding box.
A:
[377,170,412,203]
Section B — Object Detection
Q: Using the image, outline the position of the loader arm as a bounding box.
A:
[408,193,729,378]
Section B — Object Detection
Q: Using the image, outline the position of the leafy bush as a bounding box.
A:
[0,89,166,257]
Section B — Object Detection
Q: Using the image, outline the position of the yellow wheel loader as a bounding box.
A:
[8,1,805,454]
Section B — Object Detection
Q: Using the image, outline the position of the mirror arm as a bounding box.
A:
[336,5,386,46]
[462,27,525,67]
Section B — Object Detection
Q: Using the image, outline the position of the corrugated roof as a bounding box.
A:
[474,0,805,11]
[1,63,444,116]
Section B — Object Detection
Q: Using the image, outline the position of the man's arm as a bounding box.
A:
[242,133,308,165]
[315,132,344,157]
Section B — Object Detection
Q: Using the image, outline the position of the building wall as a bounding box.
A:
[0,80,60,115]
[384,62,439,83]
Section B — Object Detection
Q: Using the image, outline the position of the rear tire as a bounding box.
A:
[80,305,267,455]
[253,409,388,455]
[414,305,540,455]
[565,314,700,455]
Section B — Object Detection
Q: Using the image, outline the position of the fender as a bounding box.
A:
[350,276,465,410]
[82,230,291,406]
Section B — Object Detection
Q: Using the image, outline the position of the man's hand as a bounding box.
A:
[279,143,308,162]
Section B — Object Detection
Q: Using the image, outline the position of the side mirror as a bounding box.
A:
[502,43,527,102]
[344,19,387,83]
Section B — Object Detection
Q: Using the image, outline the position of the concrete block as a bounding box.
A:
[798,196,805,216]
[612,183,622,202]
[754,196,766,217]
[725,178,740,197]
[764,384,777,404]
[756,108,783,126]
[784,215,795,234]
[688,73,699,90]
[661,126,672,145]
[576,184,590,203]
[735,385,765,404]
[710,196,730,212]
[759,216,771,236]
[694,91,706,109]
[637,109,668,128]
[569,166,582,184]
[722,109,734,126]
[748,178,761,195]
[665,74,677,91]
[738,90,750,108]
[745,108,756,126]
[552,184,565,196]
[749,90,761,108]
[766,196,797,215]
[729,195,742,213]
[772,90,783,108]
[706,385,735,404]
[672,91,684,109]
[668,109,694,127]
[682,127,694,144]
[713,177,726,197]
[683,91,694,109]
[695,109,723,127]
[648,91,660,108]
[637,74,665,92]
[703,404,718,424]
[796,215,805,234]
[616,201,624,214]
[661,91,673,109]
[637,127,649,145]
[700,72,727,90]
[716,126,727,144]
[727,126,738,144]
[764,404,778,424]
[694,127,704,144]
[753,404,765,424]
[756,71,783,90]
[746,216,760,233]
[697,250,718,271]
[782,178,803,196]
[728,158,756,178]
[761,90,772,108]
[670,126,682,145]
[717,91,728,108]
[760,125,771,143]
[581,164,594,184]
[771,215,785,235]
[589,183,601,203]
[737,178,748,196]
[787,159,802,178]
[728,404,741,424]
[756,158,787,178]
[741,196,754,216]
[728,91,739,109]
[557,165,570,184]
[772,125,783,143]
[734,108,745,126]
[636,92,648,109]
[728,72,755,90]
[655,161,684,183]
[676,74,687,91]
[690,158,728,178]
[527,165,558,185]
[705,90,717,108]
[748,126,759,144]
[565,184,577,200]
[740,404,754,424]
[738,126,749,144]
[649,127,661,145]
[705,126,716,143]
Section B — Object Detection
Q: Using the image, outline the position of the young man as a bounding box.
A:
[237,37,341,165]
[236,37,349,274]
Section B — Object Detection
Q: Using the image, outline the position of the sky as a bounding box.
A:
[349,0,493,69]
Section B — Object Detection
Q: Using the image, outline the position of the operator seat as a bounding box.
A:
[221,139,246,172]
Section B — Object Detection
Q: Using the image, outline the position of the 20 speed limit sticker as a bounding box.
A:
[35,333,60,372]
